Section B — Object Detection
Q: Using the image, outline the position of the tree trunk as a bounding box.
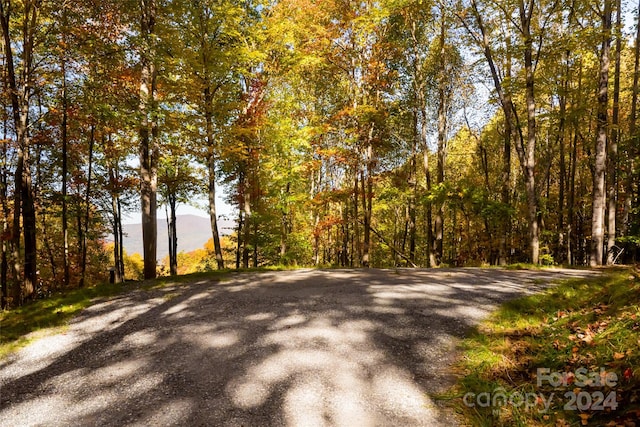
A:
[168,195,178,276]
[418,108,435,267]
[353,171,361,266]
[1,109,7,308]
[139,0,158,280]
[253,221,259,268]
[567,60,583,265]
[627,0,640,240]
[463,0,543,263]
[607,0,621,264]
[204,86,225,270]
[207,153,225,269]
[107,135,124,283]
[111,194,122,283]
[2,63,9,307]
[423,149,435,267]
[435,12,447,266]
[280,181,290,261]
[409,151,417,265]
[362,142,373,268]
[22,154,37,298]
[557,49,569,264]
[61,60,70,288]
[117,195,125,279]
[341,203,349,266]
[34,145,56,285]
[79,126,95,287]
[590,0,612,267]
[520,0,540,265]
[499,67,512,265]
[236,171,245,270]
[242,172,251,269]
[1,0,39,303]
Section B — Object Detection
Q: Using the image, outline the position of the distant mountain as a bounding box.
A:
[110,215,235,261]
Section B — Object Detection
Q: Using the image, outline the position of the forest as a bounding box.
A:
[1,0,639,308]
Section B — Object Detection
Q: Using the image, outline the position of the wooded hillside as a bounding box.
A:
[1,0,639,307]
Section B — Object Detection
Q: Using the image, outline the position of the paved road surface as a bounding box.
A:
[0,268,596,426]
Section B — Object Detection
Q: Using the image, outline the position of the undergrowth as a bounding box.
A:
[453,267,640,426]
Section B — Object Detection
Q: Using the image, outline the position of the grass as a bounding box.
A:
[0,281,136,359]
[452,266,640,426]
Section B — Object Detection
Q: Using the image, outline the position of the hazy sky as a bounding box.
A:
[122,191,234,225]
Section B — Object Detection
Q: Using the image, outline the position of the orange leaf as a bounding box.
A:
[614,352,625,360]
[580,413,590,425]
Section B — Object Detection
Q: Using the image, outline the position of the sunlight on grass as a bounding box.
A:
[0,282,132,359]
[452,267,640,426]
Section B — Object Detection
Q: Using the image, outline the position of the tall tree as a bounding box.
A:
[606,0,621,264]
[158,145,201,276]
[138,0,159,279]
[1,0,42,301]
[518,0,541,265]
[590,0,612,266]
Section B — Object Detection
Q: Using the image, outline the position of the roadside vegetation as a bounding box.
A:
[453,267,640,426]
[0,281,133,359]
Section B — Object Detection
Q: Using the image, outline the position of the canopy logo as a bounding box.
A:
[462,367,619,414]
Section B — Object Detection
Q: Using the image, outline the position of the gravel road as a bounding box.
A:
[0,268,596,426]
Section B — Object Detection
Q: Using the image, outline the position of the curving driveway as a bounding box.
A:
[0,268,596,426]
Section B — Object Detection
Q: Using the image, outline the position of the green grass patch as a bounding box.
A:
[453,267,640,426]
[0,281,137,359]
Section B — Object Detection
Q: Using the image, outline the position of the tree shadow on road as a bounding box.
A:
[0,268,596,426]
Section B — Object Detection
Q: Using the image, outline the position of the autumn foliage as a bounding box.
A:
[1,0,640,307]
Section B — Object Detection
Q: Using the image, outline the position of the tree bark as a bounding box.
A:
[1,0,38,302]
[207,155,224,270]
[567,60,583,265]
[241,169,251,269]
[61,60,70,288]
[111,193,122,283]
[418,108,435,267]
[79,126,95,287]
[353,171,361,266]
[203,85,225,269]
[409,151,417,265]
[236,170,245,270]
[139,0,159,280]
[557,48,569,264]
[280,181,290,261]
[361,141,373,268]
[168,195,177,275]
[1,56,9,307]
[499,35,513,266]
[607,0,621,264]
[435,11,447,266]
[624,0,639,241]
[520,0,540,265]
[630,0,640,240]
[590,0,612,266]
